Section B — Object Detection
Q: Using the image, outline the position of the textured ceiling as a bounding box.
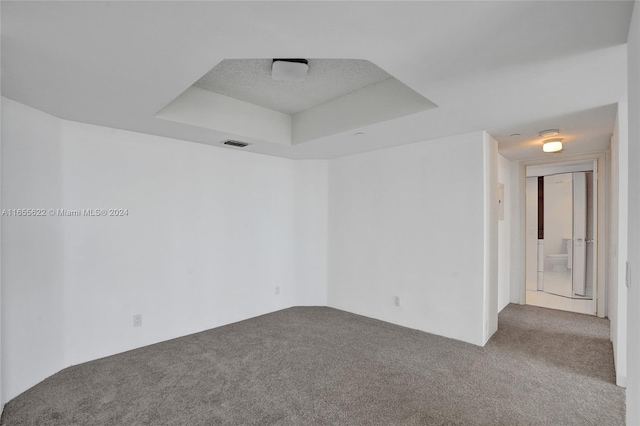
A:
[193,59,391,115]
[0,1,633,159]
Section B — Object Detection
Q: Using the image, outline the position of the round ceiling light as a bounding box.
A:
[539,129,560,138]
[543,138,563,153]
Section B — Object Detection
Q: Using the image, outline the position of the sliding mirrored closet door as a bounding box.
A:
[526,169,596,305]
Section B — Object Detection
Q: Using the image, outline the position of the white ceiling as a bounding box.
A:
[1,1,634,160]
[194,59,391,115]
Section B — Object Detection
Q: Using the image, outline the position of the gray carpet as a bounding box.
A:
[0,304,625,425]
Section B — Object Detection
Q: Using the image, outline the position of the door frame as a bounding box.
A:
[515,152,607,317]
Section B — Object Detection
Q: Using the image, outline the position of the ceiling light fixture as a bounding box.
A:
[354,132,365,137]
[538,129,560,138]
[543,138,563,153]
[271,59,309,82]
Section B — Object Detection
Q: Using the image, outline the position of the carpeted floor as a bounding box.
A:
[0,304,625,425]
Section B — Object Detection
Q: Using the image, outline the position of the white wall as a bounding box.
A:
[60,120,299,366]
[327,131,497,346]
[293,160,328,306]
[510,161,525,304]
[626,1,640,423]
[609,102,628,388]
[0,5,3,407]
[483,133,498,342]
[1,98,328,403]
[1,100,66,404]
[498,154,511,311]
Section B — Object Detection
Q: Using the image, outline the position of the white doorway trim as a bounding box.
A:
[515,152,608,318]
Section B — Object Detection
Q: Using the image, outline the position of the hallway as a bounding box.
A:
[491,304,623,424]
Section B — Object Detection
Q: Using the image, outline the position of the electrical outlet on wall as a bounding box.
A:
[394,296,400,307]
[275,286,280,295]
[133,314,142,327]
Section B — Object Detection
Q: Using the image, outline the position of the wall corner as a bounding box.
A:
[482,132,499,345]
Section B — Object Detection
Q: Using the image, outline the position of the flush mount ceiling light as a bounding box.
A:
[271,59,309,82]
[543,138,563,153]
[538,129,560,138]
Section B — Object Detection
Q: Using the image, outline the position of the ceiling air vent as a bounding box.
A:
[222,140,250,148]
